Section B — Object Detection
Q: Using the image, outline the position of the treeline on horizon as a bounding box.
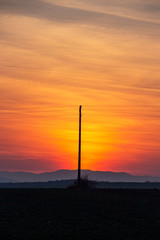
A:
[1,180,160,189]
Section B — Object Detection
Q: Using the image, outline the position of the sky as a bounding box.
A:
[0,0,160,175]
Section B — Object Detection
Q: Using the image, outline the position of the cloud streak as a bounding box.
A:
[0,0,159,35]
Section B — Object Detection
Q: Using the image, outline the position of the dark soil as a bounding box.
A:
[0,189,160,240]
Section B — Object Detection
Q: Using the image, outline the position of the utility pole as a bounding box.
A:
[78,105,82,185]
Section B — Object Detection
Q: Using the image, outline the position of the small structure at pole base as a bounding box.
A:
[68,175,97,189]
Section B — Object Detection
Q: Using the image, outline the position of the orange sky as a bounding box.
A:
[0,0,160,175]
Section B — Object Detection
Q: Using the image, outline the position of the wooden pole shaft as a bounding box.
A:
[78,105,82,184]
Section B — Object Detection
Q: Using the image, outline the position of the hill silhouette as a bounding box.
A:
[0,170,160,183]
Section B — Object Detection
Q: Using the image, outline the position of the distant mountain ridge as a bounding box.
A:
[0,170,160,183]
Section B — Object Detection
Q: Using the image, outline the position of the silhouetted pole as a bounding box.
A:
[78,105,82,185]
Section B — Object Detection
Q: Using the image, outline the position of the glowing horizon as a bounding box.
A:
[0,0,160,176]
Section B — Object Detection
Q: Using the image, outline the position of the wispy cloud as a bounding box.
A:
[0,0,159,35]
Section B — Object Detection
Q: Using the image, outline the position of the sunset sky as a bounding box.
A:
[0,0,160,175]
